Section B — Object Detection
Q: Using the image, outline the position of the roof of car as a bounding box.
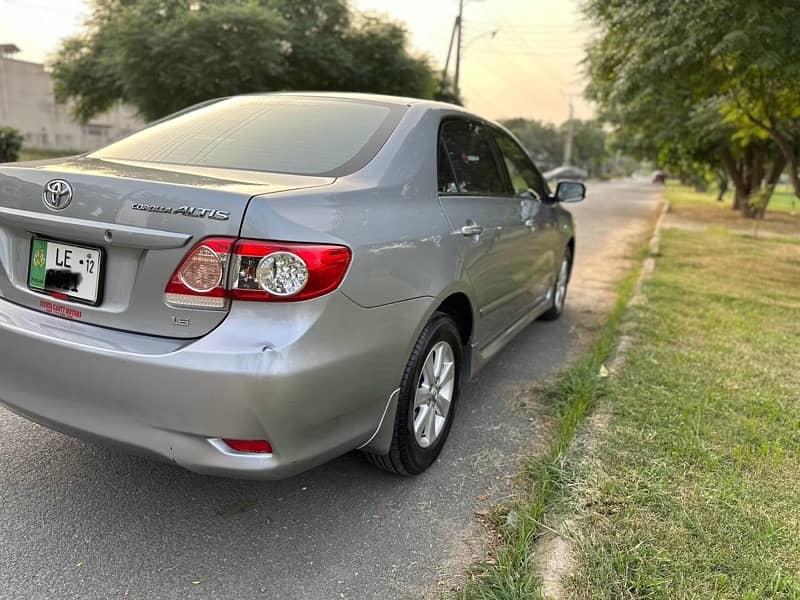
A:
[244,91,468,112]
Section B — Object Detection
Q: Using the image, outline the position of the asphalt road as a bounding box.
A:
[0,179,661,600]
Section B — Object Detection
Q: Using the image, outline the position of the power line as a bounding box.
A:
[479,51,584,58]
[482,44,586,51]
[0,0,84,16]
[463,20,592,32]
[440,1,591,122]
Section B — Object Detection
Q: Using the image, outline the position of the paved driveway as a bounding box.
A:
[0,179,661,600]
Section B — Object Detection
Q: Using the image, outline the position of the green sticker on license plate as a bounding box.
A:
[29,238,48,289]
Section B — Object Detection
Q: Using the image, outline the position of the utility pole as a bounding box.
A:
[441,17,458,90]
[454,0,464,99]
[563,97,575,166]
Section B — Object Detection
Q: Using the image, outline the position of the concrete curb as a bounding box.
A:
[607,200,669,374]
[536,199,670,599]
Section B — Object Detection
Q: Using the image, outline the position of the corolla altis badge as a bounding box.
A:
[131,202,230,221]
[42,179,73,211]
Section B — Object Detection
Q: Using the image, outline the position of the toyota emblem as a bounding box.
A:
[42,179,73,211]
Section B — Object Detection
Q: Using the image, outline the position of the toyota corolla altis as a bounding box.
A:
[0,93,585,479]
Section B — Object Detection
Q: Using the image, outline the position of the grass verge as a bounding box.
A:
[772,185,799,213]
[455,247,647,600]
[16,147,80,162]
[566,228,800,598]
[668,182,798,214]
[666,183,800,236]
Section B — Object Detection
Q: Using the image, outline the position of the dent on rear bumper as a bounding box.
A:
[0,292,433,479]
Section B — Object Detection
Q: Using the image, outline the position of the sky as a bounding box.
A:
[0,0,594,124]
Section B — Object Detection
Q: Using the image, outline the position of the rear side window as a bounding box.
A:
[439,119,508,195]
[492,130,549,199]
[92,96,407,177]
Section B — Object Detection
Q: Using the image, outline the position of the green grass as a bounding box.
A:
[454,249,647,599]
[667,181,798,215]
[664,183,724,208]
[567,228,800,598]
[16,147,80,162]
[665,182,800,237]
[772,185,799,213]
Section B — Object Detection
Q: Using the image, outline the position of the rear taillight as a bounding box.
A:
[230,240,352,302]
[165,238,351,309]
[165,238,232,309]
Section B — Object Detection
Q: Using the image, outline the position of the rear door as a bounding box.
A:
[437,118,534,348]
[491,128,558,304]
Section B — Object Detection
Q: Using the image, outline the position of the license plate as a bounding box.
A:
[28,238,104,305]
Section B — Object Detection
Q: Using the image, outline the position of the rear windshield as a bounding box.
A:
[92,96,407,177]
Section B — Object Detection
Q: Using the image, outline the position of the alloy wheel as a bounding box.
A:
[412,341,455,448]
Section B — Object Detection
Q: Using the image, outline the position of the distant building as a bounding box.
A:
[0,45,143,152]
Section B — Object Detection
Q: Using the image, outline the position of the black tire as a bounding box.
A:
[365,313,462,476]
[540,246,572,321]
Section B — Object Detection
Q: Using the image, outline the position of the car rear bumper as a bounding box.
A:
[0,292,432,479]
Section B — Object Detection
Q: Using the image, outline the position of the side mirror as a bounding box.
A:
[554,180,586,203]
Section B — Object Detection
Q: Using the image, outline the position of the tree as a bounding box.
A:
[564,119,607,178]
[0,126,23,162]
[707,0,800,202]
[583,0,800,218]
[342,15,436,99]
[52,0,436,123]
[502,117,614,177]
[500,118,562,172]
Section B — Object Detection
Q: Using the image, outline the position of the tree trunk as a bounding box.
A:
[715,170,728,202]
[739,112,798,201]
[771,126,800,199]
[749,143,765,193]
[721,143,780,219]
[752,153,788,219]
[743,153,787,219]
[721,146,747,210]
[740,144,766,218]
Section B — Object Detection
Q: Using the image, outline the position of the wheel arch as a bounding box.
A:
[434,291,474,347]
[567,237,575,276]
[360,287,477,459]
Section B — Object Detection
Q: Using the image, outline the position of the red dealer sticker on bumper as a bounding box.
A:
[39,300,82,320]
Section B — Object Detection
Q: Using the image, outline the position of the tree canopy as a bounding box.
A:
[501,117,615,178]
[500,118,562,172]
[52,0,440,122]
[584,0,800,217]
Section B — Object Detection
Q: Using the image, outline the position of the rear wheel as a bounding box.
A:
[365,313,462,475]
[541,247,572,321]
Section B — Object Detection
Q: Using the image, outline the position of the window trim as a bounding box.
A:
[437,138,459,194]
[489,125,552,199]
[437,116,515,198]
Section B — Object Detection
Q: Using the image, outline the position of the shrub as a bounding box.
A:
[0,126,23,162]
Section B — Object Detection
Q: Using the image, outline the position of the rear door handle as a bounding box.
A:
[461,224,484,236]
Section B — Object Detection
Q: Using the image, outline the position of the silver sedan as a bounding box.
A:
[0,93,584,479]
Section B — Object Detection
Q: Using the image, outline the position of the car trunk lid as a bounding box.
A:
[0,156,334,338]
